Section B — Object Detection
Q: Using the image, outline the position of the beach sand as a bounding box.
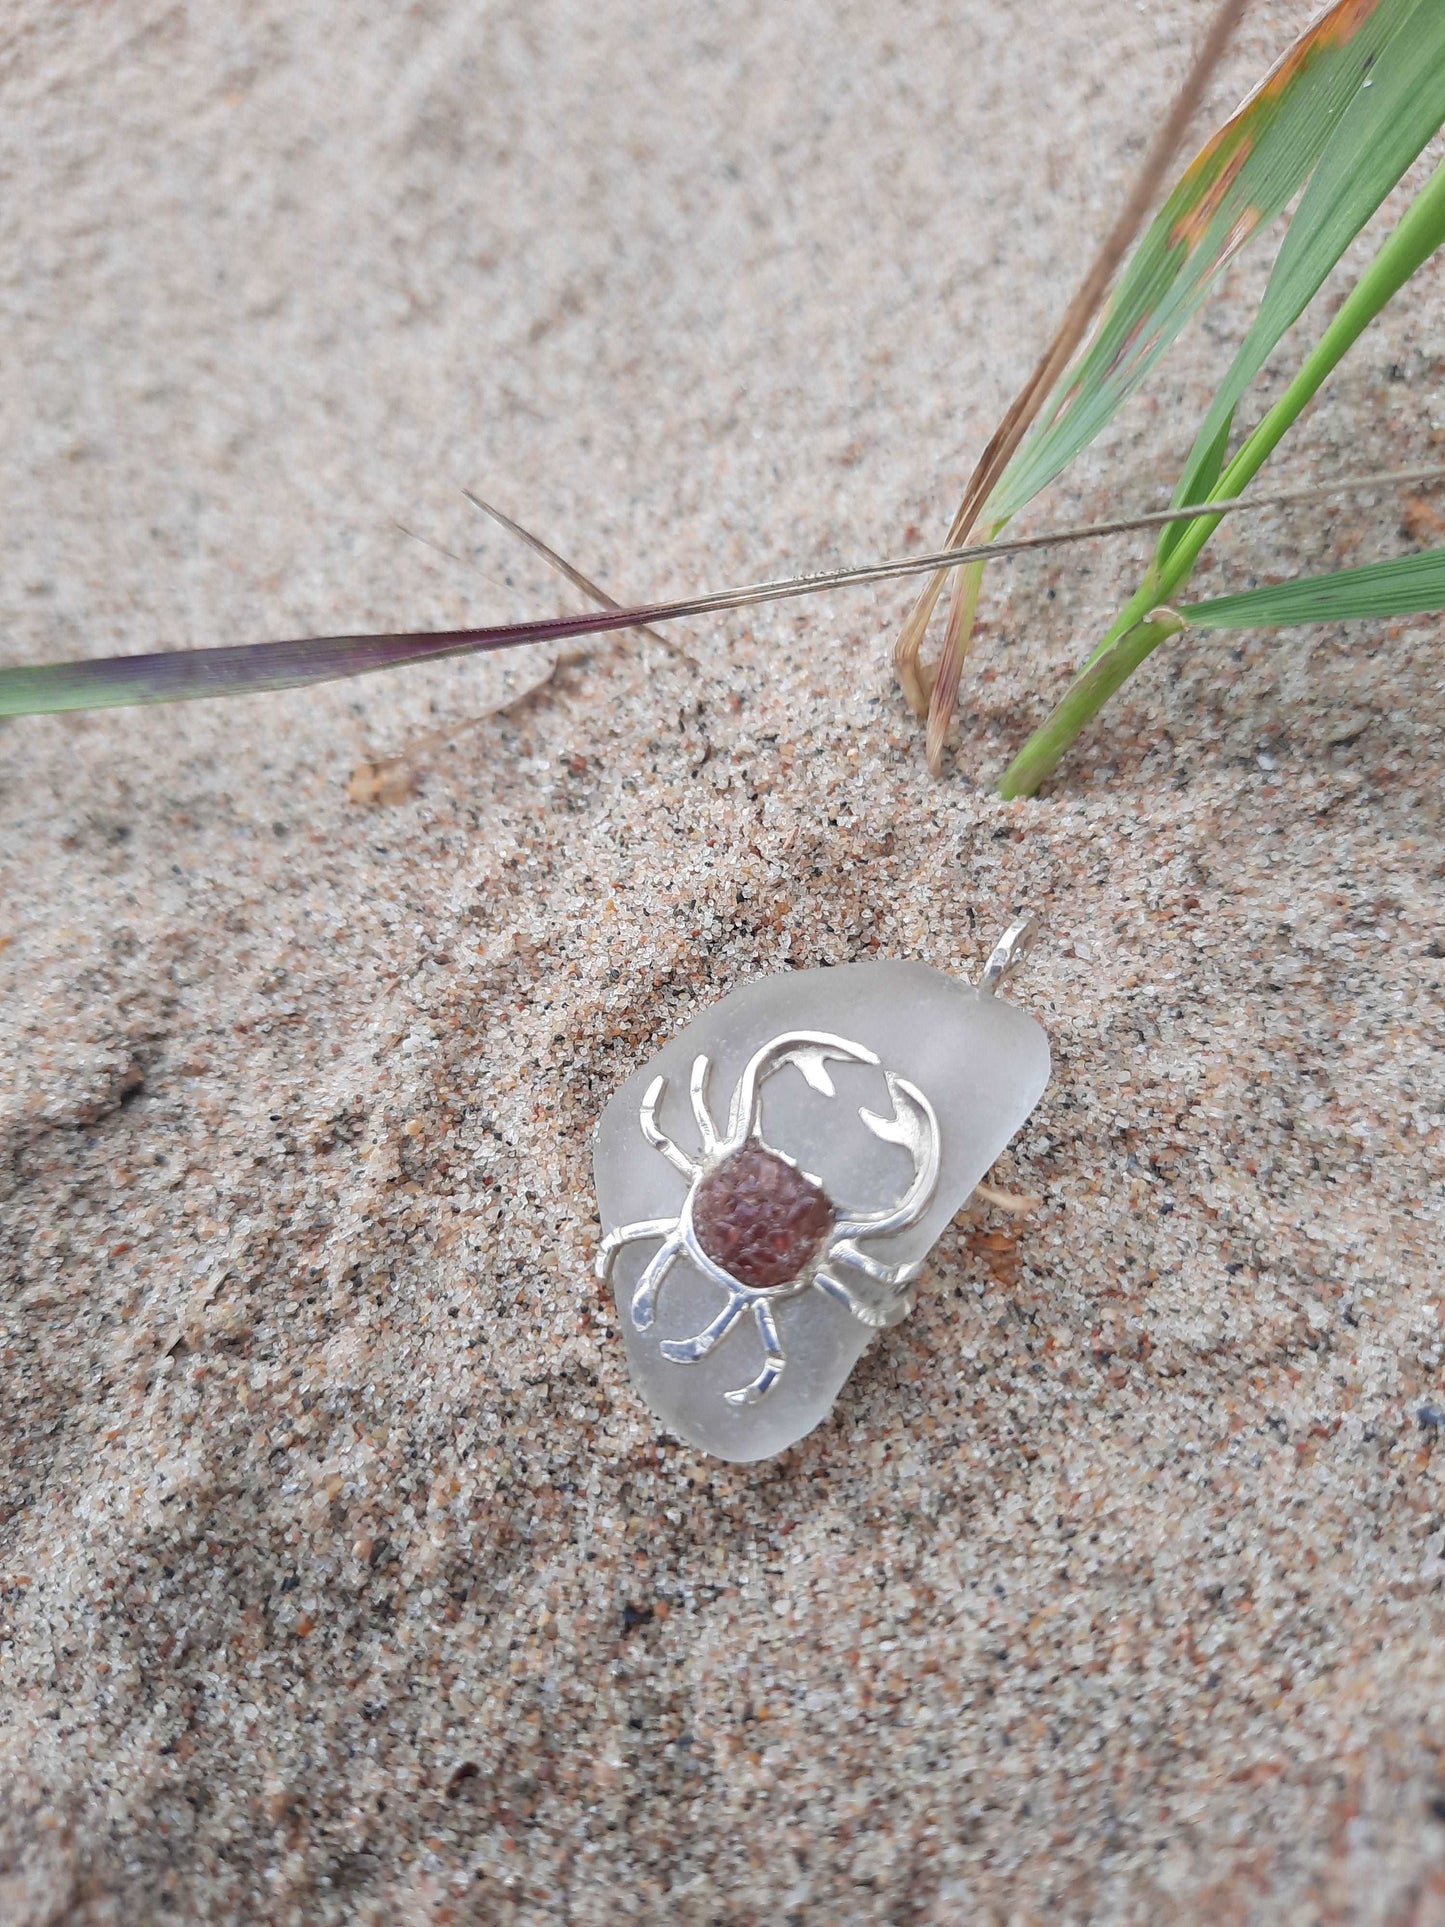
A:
[2,2,1443,1919]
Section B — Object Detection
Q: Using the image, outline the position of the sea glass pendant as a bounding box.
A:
[594,919,1051,1462]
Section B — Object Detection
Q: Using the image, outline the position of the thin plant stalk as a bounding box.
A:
[6,468,1445,718]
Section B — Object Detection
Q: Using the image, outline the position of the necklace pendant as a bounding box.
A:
[593,920,1051,1462]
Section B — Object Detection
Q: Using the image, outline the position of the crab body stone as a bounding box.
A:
[691,1147,835,1292]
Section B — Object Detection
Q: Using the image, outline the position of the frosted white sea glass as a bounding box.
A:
[594,959,1050,1462]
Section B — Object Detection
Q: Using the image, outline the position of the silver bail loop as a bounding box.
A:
[980,915,1037,997]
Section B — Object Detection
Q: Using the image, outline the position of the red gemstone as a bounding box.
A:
[691,1145,835,1291]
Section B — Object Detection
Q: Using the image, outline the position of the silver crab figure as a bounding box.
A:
[592,927,1052,1461]
[595,1031,940,1406]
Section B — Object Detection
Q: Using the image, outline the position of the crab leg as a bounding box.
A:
[630,1236,687,1331]
[827,1240,925,1289]
[689,1054,721,1157]
[658,1291,747,1364]
[725,1302,787,1405]
[815,1269,914,1331]
[594,1217,676,1281]
[640,1075,700,1179]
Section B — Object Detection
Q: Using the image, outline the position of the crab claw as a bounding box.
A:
[725,1030,880,1145]
[858,1070,931,1149]
[773,1044,849,1099]
[838,1072,941,1237]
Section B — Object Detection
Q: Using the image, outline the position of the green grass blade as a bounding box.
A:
[1182,545,1445,628]
[1138,150,1445,617]
[1158,414,1233,562]
[997,611,1187,801]
[1000,546,1445,801]
[1002,154,1445,799]
[1164,0,1445,543]
[987,0,1420,527]
[1090,147,1445,665]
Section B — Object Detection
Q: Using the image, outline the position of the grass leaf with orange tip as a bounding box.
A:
[917,0,1439,770]
[1160,0,1445,558]
[1003,100,1445,796]
[987,0,1422,527]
